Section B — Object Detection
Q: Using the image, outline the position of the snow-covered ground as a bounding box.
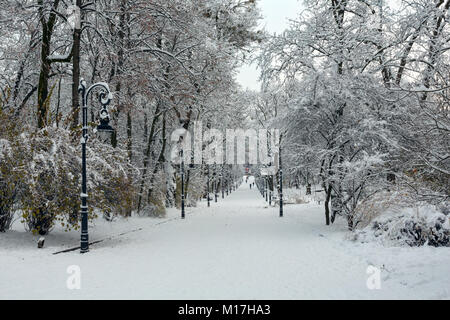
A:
[1,177,449,299]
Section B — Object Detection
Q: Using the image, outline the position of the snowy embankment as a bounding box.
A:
[1,178,449,299]
[353,206,450,247]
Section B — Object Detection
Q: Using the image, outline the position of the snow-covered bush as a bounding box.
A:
[185,168,207,207]
[141,170,167,217]
[351,205,450,247]
[14,126,137,235]
[352,189,422,229]
[18,128,78,234]
[0,138,16,231]
[0,110,27,232]
[95,174,136,219]
[282,188,309,204]
[78,131,138,222]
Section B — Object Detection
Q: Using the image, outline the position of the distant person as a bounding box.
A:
[250,184,252,189]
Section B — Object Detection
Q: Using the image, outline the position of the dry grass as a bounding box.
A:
[354,188,417,229]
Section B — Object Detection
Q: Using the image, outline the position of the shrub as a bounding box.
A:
[18,126,137,234]
[0,141,19,232]
[0,110,27,232]
[351,204,450,247]
[20,128,81,234]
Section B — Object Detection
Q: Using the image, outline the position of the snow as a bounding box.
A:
[352,205,450,247]
[47,53,71,61]
[0,138,11,158]
[1,176,449,299]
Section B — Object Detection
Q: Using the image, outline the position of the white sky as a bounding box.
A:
[236,0,302,91]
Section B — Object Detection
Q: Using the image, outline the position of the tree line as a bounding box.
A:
[252,0,449,230]
[0,0,261,234]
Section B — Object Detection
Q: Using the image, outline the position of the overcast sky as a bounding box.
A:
[236,0,302,91]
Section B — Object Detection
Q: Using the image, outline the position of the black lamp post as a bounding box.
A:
[260,177,263,197]
[207,165,210,207]
[214,167,218,202]
[279,145,284,218]
[214,179,218,202]
[226,171,229,196]
[78,79,114,254]
[263,177,266,200]
[269,179,272,206]
[180,147,185,219]
[221,166,225,199]
[265,177,269,202]
[264,177,266,198]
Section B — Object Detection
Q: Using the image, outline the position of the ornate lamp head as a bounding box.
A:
[96,106,114,142]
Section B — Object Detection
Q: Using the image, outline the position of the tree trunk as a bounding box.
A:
[127,111,132,161]
[137,102,161,212]
[324,184,332,226]
[55,77,62,127]
[71,0,82,129]
[37,0,72,128]
[37,26,51,128]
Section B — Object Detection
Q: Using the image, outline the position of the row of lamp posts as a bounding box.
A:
[77,78,241,253]
[257,147,283,218]
[76,77,280,252]
[180,160,239,219]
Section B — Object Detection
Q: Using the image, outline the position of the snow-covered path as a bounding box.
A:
[1,177,449,299]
